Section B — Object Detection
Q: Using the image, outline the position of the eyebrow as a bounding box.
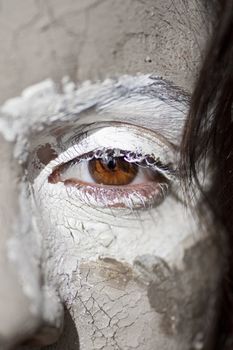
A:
[0,75,190,146]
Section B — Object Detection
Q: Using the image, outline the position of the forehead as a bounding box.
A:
[0,0,212,104]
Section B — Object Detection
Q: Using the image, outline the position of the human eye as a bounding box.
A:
[36,123,177,210]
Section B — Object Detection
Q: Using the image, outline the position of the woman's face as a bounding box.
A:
[0,0,221,349]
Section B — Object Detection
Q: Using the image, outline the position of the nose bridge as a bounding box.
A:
[0,134,42,348]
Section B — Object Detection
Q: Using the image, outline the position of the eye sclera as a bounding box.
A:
[47,148,175,210]
[61,179,169,210]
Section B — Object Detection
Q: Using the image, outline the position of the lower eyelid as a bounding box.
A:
[47,164,170,209]
[62,180,169,209]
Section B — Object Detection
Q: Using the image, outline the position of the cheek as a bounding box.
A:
[32,183,221,349]
[33,182,213,266]
[70,242,220,350]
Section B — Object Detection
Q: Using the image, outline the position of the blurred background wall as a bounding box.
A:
[0,0,208,104]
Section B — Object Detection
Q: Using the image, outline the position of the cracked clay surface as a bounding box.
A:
[19,237,220,350]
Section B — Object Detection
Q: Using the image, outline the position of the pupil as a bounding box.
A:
[107,158,116,170]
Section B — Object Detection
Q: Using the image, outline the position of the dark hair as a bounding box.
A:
[180,0,233,348]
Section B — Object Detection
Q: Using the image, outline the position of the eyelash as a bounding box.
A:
[49,148,175,182]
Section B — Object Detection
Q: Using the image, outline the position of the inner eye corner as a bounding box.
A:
[48,163,65,184]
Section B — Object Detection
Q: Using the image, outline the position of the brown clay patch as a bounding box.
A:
[37,143,58,165]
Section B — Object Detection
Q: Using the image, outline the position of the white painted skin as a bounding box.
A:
[0,0,220,348]
[0,76,221,349]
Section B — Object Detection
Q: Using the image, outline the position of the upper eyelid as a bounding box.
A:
[66,121,178,151]
[54,123,176,159]
[27,102,180,173]
[31,122,178,185]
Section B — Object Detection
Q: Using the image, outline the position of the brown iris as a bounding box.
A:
[88,157,138,185]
